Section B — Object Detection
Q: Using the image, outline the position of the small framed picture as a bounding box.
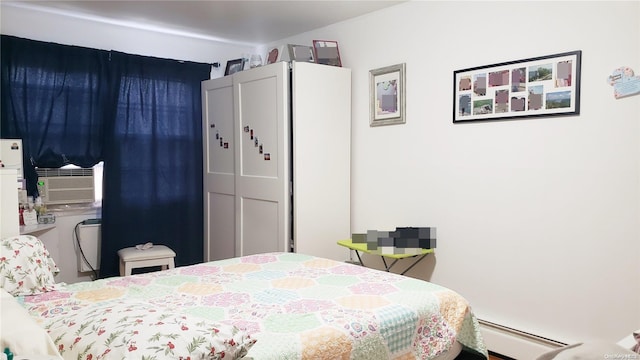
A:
[370,63,406,126]
[313,40,342,67]
[225,58,244,76]
[266,45,285,64]
[287,44,315,63]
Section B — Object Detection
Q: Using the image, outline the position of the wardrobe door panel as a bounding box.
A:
[206,193,235,260]
[240,197,280,256]
[202,77,235,261]
[233,62,289,256]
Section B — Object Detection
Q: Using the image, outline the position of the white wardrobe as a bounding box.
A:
[202,61,351,262]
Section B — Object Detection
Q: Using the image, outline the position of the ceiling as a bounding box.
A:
[4,0,405,45]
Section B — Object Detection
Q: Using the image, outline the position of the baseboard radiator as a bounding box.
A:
[479,319,566,359]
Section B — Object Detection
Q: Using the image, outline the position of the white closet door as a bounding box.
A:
[291,62,351,261]
[202,77,236,261]
[233,62,289,256]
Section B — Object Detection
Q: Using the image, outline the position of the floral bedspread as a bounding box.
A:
[22,252,487,359]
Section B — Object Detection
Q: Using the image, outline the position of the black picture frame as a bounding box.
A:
[453,50,582,123]
[224,58,244,76]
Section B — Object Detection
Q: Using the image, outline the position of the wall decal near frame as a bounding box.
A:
[453,50,582,123]
[370,63,406,126]
[607,66,640,99]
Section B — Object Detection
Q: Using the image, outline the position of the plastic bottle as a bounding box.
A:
[3,347,13,360]
[34,196,43,215]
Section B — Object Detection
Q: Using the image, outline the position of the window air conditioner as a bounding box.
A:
[36,168,95,205]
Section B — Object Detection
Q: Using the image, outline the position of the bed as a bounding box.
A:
[1,235,488,360]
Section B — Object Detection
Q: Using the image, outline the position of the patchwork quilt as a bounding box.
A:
[20,252,487,359]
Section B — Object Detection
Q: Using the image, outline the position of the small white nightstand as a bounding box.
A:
[117,245,176,276]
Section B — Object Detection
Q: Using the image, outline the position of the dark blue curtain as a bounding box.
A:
[1,35,211,278]
[0,35,110,195]
[100,52,209,277]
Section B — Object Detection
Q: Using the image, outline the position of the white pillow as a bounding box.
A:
[0,235,60,296]
[0,288,62,358]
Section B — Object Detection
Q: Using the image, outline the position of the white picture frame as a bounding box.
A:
[266,45,285,64]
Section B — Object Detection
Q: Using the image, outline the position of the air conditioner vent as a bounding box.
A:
[36,168,94,177]
[36,167,95,205]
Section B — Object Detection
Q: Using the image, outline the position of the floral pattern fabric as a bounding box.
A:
[46,299,255,360]
[22,252,487,359]
[0,235,60,296]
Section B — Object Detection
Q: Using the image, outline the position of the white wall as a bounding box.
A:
[272,0,640,351]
